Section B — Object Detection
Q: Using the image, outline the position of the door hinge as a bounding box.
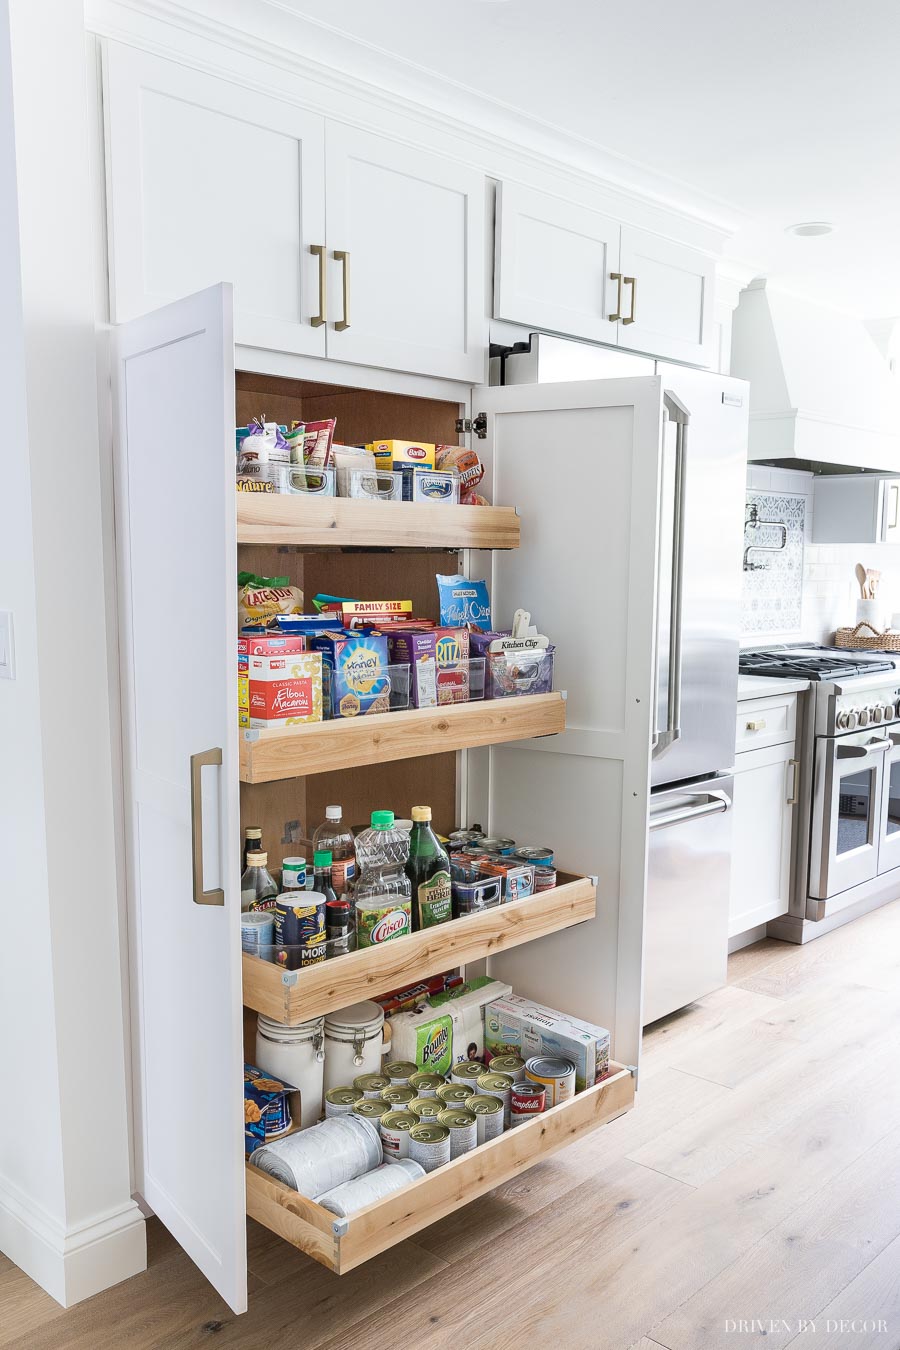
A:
[455,412,488,439]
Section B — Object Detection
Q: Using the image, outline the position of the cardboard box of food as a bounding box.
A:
[484,995,610,1090]
[388,627,470,707]
[311,631,391,717]
[248,652,323,727]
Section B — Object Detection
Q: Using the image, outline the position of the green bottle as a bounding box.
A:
[406,806,452,930]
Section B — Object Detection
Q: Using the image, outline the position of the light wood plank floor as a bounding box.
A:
[4,900,900,1350]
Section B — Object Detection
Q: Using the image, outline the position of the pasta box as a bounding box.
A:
[248,651,323,727]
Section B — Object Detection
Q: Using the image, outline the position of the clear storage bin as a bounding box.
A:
[276,464,336,496]
[343,466,460,504]
[407,656,486,708]
[322,663,412,719]
[485,648,555,698]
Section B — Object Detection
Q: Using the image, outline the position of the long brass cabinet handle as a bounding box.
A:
[190,748,224,906]
[623,275,637,324]
[334,249,350,330]
[786,758,800,805]
[310,244,326,326]
[609,272,623,322]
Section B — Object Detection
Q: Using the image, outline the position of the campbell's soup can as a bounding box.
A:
[382,1085,417,1111]
[383,1059,419,1086]
[450,1060,486,1083]
[488,1054,526,1083]
[408,1072,445,1098]
[525,1056,576,1107]
[532,866,558,893]
[467,1092,505,1143]
[408,1123,451,1173]
[476,1072,514,1126]
[510,1081,547,1126]
[437,1109,477,1159]
[436,1082,475,1109]
[408,1097,443,1122]
[353,1073,391,1100]
[380,1111,417,1163]
[324,1086,362,1118]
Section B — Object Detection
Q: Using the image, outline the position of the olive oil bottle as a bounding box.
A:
[406,806,452,930]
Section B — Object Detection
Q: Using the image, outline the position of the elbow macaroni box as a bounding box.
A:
[483,995,610,1091]
[248,651,323,727]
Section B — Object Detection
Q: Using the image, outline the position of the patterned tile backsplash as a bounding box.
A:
[741,491,806,634]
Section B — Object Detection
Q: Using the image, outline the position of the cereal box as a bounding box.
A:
[248,652,323,727]
[483,996,610,1091]
[244,1064,299,1154]
[311,631,391,718]
[388,627,470,707]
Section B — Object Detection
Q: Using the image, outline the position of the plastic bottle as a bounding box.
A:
[406,806,452,931]
[312,805,357,893]
[241,850,278,912]
[353,810,412,947]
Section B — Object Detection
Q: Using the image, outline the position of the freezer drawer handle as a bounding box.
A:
[652,391,690,756]
[190,748,224,906]
[649,790,730,832]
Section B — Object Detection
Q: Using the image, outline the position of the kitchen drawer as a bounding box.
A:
[735,694,797,752]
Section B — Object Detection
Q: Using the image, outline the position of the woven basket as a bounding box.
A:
[833,621,900,652]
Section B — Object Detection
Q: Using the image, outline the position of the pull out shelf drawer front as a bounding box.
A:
[245,1063,634,1273]
[735,693,797,752]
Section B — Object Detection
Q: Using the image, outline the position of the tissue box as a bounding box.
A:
[484,995,610,1090]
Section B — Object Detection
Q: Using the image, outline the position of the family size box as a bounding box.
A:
[248,652,323,727]
[388,627,470,707]
[340,600,412,625]
[311,631,391,717]
[484,995,610,1091]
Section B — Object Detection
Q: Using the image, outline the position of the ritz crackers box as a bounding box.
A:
[388,627,470,707]
[248,651,323,727]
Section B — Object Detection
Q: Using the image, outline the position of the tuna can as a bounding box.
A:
[467,1093,505,1143]
[380,1111,417,1163]
[437,1109,478,1159]
[476,1072,514,1126]
[450,1060,486,1083]
[382,1085,417,1111]
[383,1059,419,1086]
[488,1054,526,1083]
[462,844,492,859]
[353,1099,392,1124]
[436,1082,475,1109]
[408,1072,445,1097]
[525,1056,576,1107]
[324,1086,363,1118]
[532,866,558,893]
[241,911,275,955]
[407,1097,443,1122]
[479,837,517,856]
[353,1073,391,1100]
[510,1081,547,1126]
[408,1123,451,1173]
[513,846,555,867]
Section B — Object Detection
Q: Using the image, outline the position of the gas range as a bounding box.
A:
[739,643,896,682]
[739,644,900,737]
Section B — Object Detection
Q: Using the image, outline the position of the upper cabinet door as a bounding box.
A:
[324,123,486,381]
[617,226,715,365]
[104,44,326,357]
[494,182,621,342]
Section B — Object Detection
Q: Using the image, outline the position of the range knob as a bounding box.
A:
[846,709,859,729]
[858,707,870,727]
[894,699,900,719]
[837,710,853,729]
[871,705,885,724]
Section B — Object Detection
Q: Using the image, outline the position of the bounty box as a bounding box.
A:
[484,995,610,1090]
[311,630,391,718]
[387,627,470,707]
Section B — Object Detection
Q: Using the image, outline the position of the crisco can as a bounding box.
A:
[407,1097,443,1121]
[450,1060,486,1083]
[510,1081,546,1126]
[383,1059,419,1085]
[476,1071,514,1126]
[353,1099,392,1123]
[355,897,411,948]
[488,1054,526,1082]
[467,1092,504,1143]
[408,1123,451,1173]
[353,1073,391,1100]
[324,1086,362,1118]
[525,1056,576,1107]
[380,1111,417,1162]
[437,1109,477,1159]
[436,1082,475,1109]
[382,1085,417,1111]
[408,1072,445,1097]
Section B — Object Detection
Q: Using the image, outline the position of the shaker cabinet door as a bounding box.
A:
[617,226,715,365]
[104,42,326,357]
[729,742,794,936]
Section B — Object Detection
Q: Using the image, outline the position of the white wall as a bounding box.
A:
[0,0,144,1306]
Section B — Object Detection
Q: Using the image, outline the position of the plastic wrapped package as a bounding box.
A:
[249,1114,381,1196]
[315,1159,425,1217]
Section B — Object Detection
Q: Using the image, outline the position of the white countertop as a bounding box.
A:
[737,675,811,700]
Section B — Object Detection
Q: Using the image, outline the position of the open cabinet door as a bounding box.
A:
[466,378,664,1071]
[114,284,246,1311]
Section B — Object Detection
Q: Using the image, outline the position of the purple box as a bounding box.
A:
[388,628,470,707]
[469,632,555,699]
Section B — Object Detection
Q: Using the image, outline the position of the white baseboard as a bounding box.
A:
[0,1172,146,1307]
[728,923,770,954]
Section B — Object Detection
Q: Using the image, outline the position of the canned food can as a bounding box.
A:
[383,1059,419,1085]
[408,1123,451,1173]
[479,837,517,856]
[525,1056,576,1107]
[467,1092,505,1143]
[510,1081,547,1126]
[241,911,275,955]
[436,1082,475,1108]
[274,894,326,970]
[281,856,307,890]
[408,1072,445,1097]
[353,1099,392,1123]
[462,844,492,859]
[513,846,555,867]
[353,1073,391,1100]
[407,1097,443,1121]
[487,1054,526,1082]
[437,1109,478,1158]
[532,866,557,892]
[324,1086,363,1118]
[450,1060,486,1083]
[380,1111,417,1162]
[382,1085,417,1111]
[476,1072,514,1126]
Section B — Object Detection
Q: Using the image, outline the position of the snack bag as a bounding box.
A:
[435,444,485,491]
[238,572,304,629]
[436,574,491,629]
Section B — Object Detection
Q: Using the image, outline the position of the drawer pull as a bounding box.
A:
[745,718,767,732]
[786,757,800,805]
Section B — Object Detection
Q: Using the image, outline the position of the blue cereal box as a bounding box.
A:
[312,630,391,717]
[244,1064,299,1153]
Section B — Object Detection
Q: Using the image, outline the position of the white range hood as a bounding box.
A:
[731,280,900,471]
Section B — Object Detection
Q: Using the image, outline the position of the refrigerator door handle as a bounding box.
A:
[649,789,731,832]
[653,391,690,755]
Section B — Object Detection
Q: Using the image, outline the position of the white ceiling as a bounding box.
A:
[277,0,900,318]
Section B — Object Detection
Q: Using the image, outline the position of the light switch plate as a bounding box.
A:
[0,612,15,680]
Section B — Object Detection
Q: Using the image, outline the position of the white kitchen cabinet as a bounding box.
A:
[618,226,715,366]
[812,473,900,544]
[729,707,798,937]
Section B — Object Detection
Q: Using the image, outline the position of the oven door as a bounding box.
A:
[877,730,900,875]
[809,729,891,900]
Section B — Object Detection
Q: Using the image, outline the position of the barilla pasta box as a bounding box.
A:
[248,651,323,727]
[244,1064,299,1154]
[387,627,470,707]
[369,440,436,469]
[311,631,391,718]
[483,996,610,1091]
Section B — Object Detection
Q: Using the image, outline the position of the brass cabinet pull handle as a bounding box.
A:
[334,250,350,330]
[786,757,800,806]
[609,272,623,322]
[623,275,637,324]
[310,244,326,326]
[190,748,224,906]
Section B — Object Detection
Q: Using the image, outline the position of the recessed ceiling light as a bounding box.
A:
[785,222,834,237]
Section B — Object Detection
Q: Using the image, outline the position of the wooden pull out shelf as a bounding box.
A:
[242,872,596,1024]
[239,691,566,783]
[237,495,521,551]
[245,1063,634,1274]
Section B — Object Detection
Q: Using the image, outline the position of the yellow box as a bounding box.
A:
[239,709,250,728]
[370,439,436,470]
[238,675,249,710]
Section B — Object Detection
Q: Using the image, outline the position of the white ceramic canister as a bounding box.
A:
[256,1013,325,1129]
[323,1000,386,1096]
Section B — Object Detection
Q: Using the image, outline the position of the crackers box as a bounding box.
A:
[388,627,470,707]
[483,995,610,1091]
[238,633,306,657]
[248,652,323,727]
[311,631,391,718]
[244,1064,299,1154]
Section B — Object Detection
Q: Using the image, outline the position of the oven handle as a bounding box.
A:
[649,790,730,832]
[837,737,892,758]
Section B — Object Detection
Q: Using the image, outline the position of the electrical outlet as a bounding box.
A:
[0,612,14,680]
